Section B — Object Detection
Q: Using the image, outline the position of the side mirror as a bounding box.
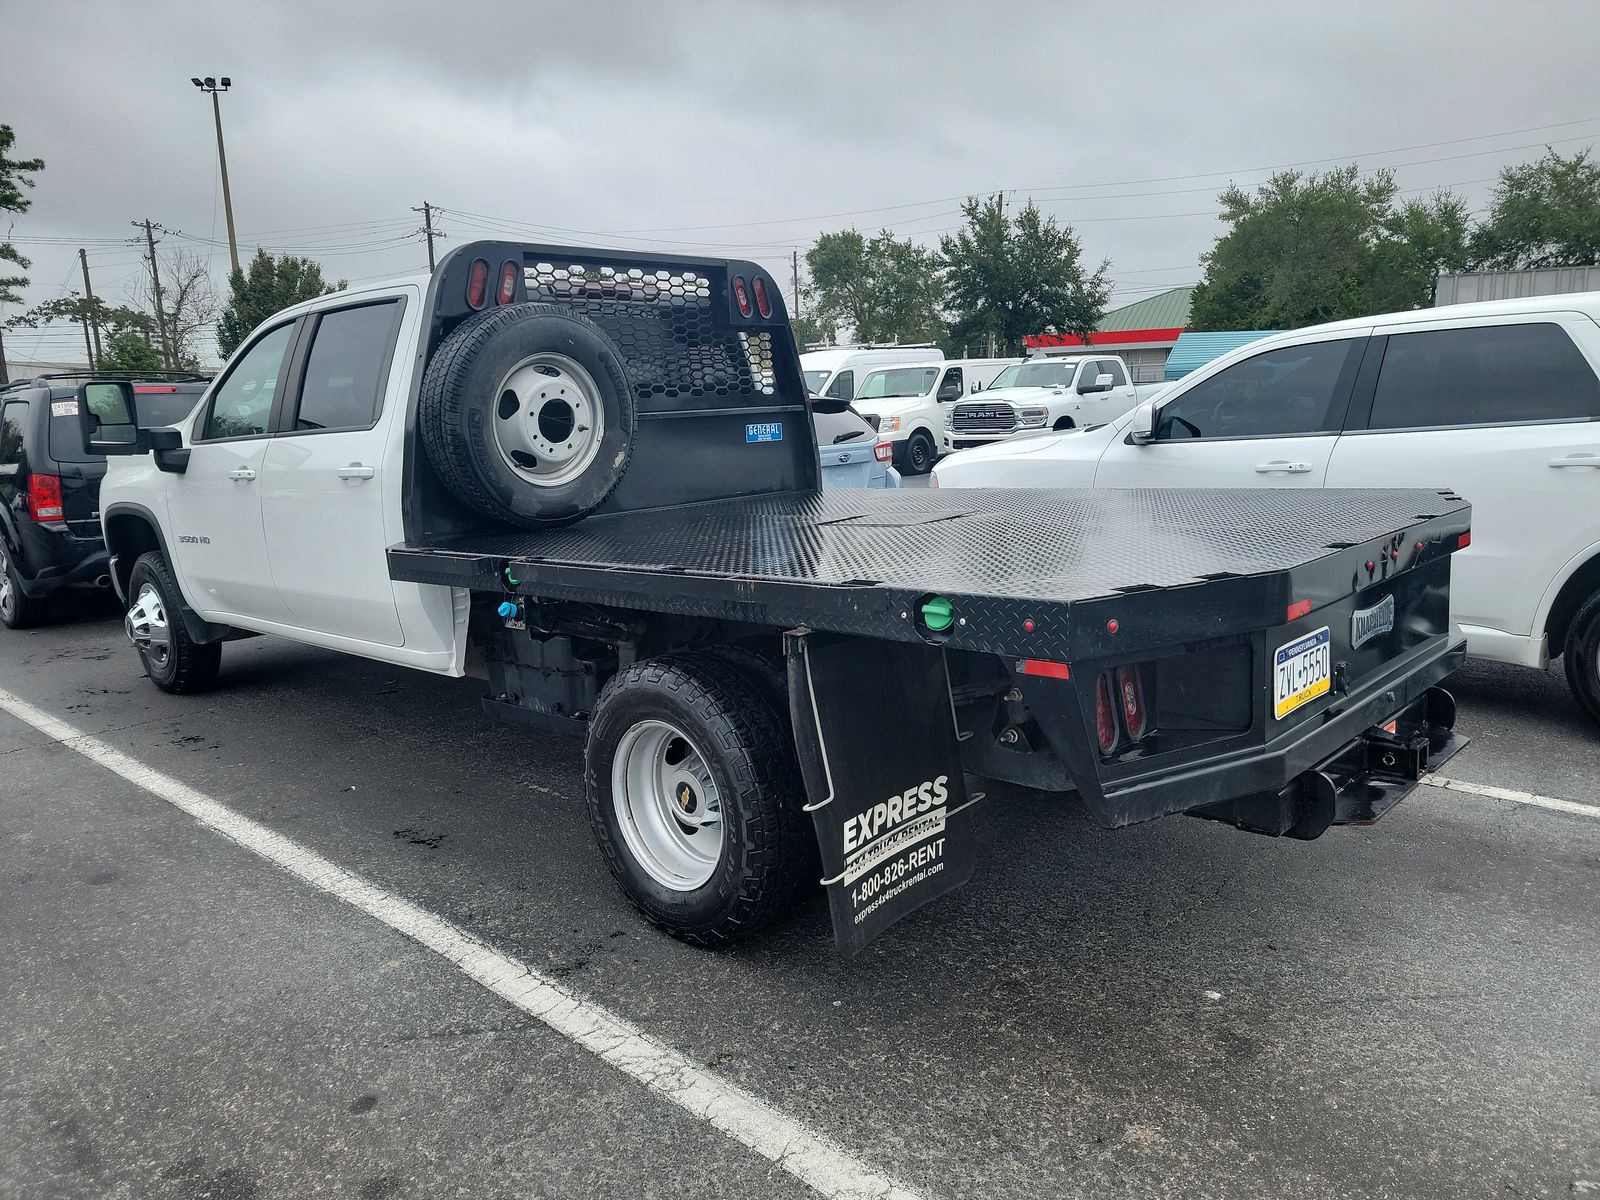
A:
[1129,399,1156,445]
[78,382,146,455]
[1078,373,1114,395]
[937,382,963,403]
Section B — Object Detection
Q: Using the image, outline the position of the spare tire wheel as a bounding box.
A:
[420,303,637,527]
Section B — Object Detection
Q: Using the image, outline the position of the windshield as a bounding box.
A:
[803,370,831,393]
[989,360,1080,390]
[855,366,939,400]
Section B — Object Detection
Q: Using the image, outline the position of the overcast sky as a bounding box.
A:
[5,0,1599,366]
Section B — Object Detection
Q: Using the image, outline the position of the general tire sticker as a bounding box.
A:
[745,422,783,443]
[787,632,977,956]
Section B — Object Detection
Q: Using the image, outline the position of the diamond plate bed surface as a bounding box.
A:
[393,488,1466,603]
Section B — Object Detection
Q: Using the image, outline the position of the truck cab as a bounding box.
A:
[850,357,1018,474]
[941,354,1154,453]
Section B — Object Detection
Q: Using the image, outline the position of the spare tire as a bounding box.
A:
[420,303,636,527]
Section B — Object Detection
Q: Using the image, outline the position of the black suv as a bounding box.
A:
[0,372,210,628]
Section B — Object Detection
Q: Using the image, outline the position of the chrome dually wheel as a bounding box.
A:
[125,581,172,669]
[493,352,607,489]
[611,719,724,891]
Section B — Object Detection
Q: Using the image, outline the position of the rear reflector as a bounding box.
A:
[1020,658,1070,680]
[873,441,893,463]
[466,258,490,309]
[28,473,64,522]
[731,275,752,318]
[1115,664,1148,740]
[1457,531,1472,549]
[1286,598,1312,621]
[752,275,772,318]
[497,260,519,305]
[1094,673,1118,753]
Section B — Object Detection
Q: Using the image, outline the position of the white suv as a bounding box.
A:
[932,293,1600,728]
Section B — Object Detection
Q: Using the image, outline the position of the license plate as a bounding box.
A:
[1274,626,1331,720]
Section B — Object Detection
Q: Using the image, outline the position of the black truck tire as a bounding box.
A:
[420,303,637,528]
[904,429,937,475]
[126,552,221,694]
[0,541,48,630]
[585,652,814,946]
[1563,588,1600,730]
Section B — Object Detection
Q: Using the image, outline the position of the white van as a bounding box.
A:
[800,345,943,403]
[850,358,1019,474]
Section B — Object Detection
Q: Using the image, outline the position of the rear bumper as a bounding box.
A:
[12,526,111,598]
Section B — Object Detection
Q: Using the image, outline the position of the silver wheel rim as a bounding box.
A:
[611,719,723,891]
[0,546,14,621]
[126,582,171,669]
[492,352,606,488]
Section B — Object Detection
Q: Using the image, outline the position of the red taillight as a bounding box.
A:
[1115,664,1148,741]
[731,275,752,318]
[1094,672,1118,754]
[466,258,490,309]
[873,441,893,463]
[1457,531,1472,549]
[134,385,179,394]
[497,260,519,305]
[28,473,64,523]
[752,275,772,318]
[1286,598,1312,621]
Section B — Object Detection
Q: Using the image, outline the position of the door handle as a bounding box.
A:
[227,468,257,483]
[336,464,376,481]
[1548,453,1600,469]
[1254,461,1312,474]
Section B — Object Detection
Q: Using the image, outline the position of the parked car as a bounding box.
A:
[812,399,899,488]
[932,293,1600,728]
[850,357,1019,474]
[941,354,1164,454]
[800,344,942,403]
[0,372,209,628]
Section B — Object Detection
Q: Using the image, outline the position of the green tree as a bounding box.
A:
[804,230,945,345]
[99,327,164,373]
[1469,148,1600,270]
[1,124,45,382]
[217,248,344,358]
[939,195,1110,356]
[1189,166,1468,331]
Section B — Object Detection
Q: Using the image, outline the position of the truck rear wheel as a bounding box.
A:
[420,303,637,528]
[1563,588,1600,730]
[126,552,221,694]
[585,652,813,945]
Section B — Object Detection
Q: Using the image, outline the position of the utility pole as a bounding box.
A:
[792,248,800,319]
[413,201,441,271]
[134,219,174,368]
[191,76,240,273]
[78,248,103,366]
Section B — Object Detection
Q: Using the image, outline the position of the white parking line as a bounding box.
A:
[0,689,922,1200]
[1427,775,1600,819]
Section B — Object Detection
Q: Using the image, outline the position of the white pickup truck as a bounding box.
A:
[941,354,1163,454]
[932,293,1600,731]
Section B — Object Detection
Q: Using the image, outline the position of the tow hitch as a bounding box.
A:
[1191,687,1466,840]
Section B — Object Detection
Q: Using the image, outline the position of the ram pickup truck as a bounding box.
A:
[942,354,1163,453]
[80,241,1471,956]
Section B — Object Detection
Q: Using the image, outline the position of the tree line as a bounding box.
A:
[798,147,1600,348]
[1,122,340,382]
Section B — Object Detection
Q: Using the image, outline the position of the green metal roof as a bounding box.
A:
[1096,286,1194,332]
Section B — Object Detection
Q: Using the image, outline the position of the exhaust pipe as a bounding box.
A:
[95,575,112,588]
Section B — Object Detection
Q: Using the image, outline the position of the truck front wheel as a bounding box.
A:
[1563,588,1600,730]
[125,552,221,694]
[904,430,937,475]
[586,652,813,945]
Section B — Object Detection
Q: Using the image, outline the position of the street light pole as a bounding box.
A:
[192,75,240,275]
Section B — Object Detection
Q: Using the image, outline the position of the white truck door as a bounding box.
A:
[165,321,298,624]
[1325,314,1600,654]
[1095,333,1366,488]
[259,297,407,647]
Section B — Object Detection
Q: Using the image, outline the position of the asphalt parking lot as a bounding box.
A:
[3,607,1598,1199]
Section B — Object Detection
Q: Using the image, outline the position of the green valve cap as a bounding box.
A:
[921,596,955,632]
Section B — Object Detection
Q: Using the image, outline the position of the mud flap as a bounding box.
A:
[786,631,979,956]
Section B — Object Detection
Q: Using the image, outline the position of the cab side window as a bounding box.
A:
[940,367,965,398]
[200,323,296,441]
[1156,339,1357,440]
[0,402,26,476]
[292,301,400,432]
[825,369,855,401]
[1367,322,1600,430]
[1100,359,1127,387]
